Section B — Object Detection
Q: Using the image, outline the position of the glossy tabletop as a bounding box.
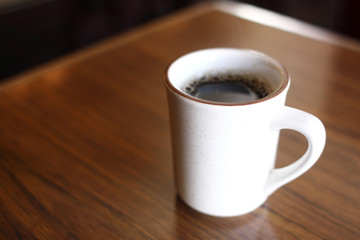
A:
[0,2,359,239]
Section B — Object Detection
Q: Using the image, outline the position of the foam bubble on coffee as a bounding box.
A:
[183,73,274,103]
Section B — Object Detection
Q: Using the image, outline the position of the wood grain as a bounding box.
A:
[0,2,359,239]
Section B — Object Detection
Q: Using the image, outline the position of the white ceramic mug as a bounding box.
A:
[164,48,326,217]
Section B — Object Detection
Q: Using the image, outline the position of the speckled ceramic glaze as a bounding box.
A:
[165,48,326,217]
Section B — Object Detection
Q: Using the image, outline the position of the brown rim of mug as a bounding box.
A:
[164,49,290,106]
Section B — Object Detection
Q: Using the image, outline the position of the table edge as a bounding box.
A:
[0,2,212,91]
[1,1,359,91]
[214,1,360,53]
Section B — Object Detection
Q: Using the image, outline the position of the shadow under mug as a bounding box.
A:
[164,48,326,217]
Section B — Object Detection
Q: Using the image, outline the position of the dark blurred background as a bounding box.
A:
[0,0,359,80]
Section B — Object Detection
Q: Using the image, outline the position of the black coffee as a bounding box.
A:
[184,73,273,103]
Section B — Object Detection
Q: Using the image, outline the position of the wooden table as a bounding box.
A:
[1,2,359,239]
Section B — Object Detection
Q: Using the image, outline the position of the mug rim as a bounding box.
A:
[164,48,290,106]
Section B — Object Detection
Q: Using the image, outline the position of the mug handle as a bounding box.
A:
[265,106,326,196]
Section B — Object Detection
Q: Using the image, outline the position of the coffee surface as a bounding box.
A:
[184,74,273,103]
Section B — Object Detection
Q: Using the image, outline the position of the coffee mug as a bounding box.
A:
[164,48,326,217]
